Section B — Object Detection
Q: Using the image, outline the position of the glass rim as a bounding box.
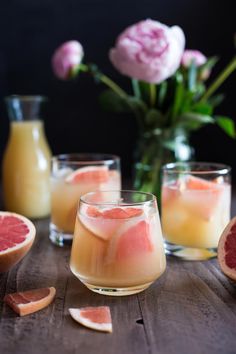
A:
[5,95,47,103]
[80,190,156,206]
[52,153,120,165]
[162,162,231,175]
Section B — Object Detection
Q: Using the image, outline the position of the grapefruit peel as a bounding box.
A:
[218,216,236,281]
[0,212,36,272]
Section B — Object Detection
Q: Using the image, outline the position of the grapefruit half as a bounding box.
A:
[69,306,112,333]
[4,287,56,316]
[218,216,236,281]
[65,166,109,184]
[0,212,36,272]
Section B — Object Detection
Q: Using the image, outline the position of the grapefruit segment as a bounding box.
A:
[181,176,224,220]
[4,287,56,316]
[116,220,153,261]
[65,166,109,184]
[102,207,143,219]
[218,216,236,280]
[80,206,143,241]
[69,306,112,333]
[0,212,36,272]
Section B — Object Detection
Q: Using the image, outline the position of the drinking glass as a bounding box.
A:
[50,154,121,246]
[161,162,231,260]
[70,190,166,296]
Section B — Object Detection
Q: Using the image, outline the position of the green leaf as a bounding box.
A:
[137,81,151,104]
[216,116,236,138]
[192,102,213,115]
[171,72,184,118]
[176,113,214,130]
[99,89,130,113]
[157,81,168,107]
[207,93,225,107]
[126,96,148,114]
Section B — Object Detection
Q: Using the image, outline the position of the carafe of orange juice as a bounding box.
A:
[2,95,52,218]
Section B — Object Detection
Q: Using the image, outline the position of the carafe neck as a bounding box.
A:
[5,95,47,122]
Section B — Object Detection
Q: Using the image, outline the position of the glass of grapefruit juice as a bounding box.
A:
[70,190,166,296]
[50,154,121,246]
[161,162,231,260]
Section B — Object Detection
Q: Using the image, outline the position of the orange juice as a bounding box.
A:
[3,120,51,218]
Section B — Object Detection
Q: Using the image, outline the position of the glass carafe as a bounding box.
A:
[2,95,52,218]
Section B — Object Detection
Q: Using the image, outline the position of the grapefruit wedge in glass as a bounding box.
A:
[0,212,36,272]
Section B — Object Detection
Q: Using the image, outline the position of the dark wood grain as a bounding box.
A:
[0,198,236,354]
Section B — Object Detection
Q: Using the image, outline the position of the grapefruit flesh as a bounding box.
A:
[181,176,223,220]
[116,220,153,261]
[218,217,236,280]
[80,207,143,241]
[65,166,109,184]
[4,287,56,316]
[69,306,112,333]
[0,212,36,272]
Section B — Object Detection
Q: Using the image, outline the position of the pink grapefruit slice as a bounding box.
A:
[4,287,56,316]
[69,306,112,333]
[116,220,153,261]
[65,166,109,184]
[181,175,224,220]
[218,216,236,281]
[80,206,143,241]
[0,212,36,272]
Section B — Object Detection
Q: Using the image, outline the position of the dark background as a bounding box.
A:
[0,0,235,180]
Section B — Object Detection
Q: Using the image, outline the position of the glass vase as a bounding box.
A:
[133,128,194,203]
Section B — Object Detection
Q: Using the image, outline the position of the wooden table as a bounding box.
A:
[1,201,236,354]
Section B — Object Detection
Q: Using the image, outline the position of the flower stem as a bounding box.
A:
[200,57,236,102]
[79,63,89,72]
[150,83,156,107]
[78,63,128,99]
[99,74,128,98]
[132,79,141,99]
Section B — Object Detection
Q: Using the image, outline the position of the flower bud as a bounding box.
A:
[52,41,84,80]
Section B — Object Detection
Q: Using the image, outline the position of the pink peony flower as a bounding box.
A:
[181,50,207,67]
[109,19,185,84]
[52,41,84,80]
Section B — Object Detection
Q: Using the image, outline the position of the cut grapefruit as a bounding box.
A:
[80,207,143,241]
[181,175,224,220]
[69,306,112,333]
[218,216,236,281]
[0,212,36,272]
[4,287,56,316]
[65,166,109,184]
[116,220,153,261]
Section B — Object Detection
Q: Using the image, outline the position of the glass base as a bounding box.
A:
[49,223,73,247]
[83,281,152,296]
[165,240,217,260]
